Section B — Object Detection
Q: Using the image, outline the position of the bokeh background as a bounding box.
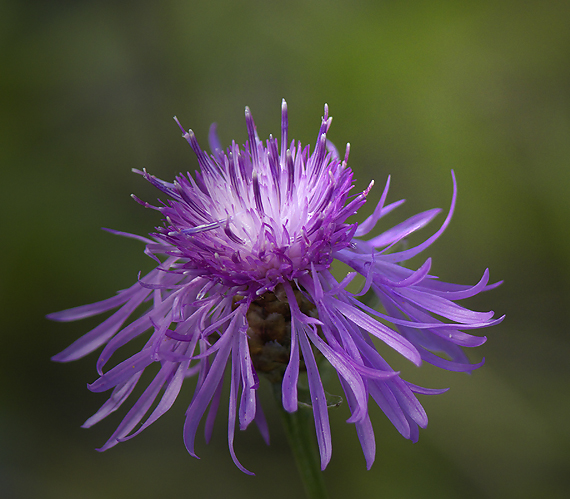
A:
[2,1,569,497]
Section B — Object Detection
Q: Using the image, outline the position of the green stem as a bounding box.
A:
[273,384,329,499]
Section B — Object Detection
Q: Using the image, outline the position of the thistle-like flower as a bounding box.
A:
[49,101,502,474]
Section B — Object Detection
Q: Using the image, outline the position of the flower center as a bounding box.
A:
[242,283,316,382]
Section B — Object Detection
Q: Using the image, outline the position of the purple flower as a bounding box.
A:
[49,100,502,474]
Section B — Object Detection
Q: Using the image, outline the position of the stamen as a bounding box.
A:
[245,106,259,167]
[184,129,218,177]
[177,220,225,235]
[286,149,294,199]
[173,116,186,134]
[267,135,281,194]
[280,99,288,164]
[252,172,264,213]
[311,133,328,178]
[224,219,244,244]
[343,142,351,165]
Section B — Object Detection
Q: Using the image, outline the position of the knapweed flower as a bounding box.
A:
[49,100,502,474]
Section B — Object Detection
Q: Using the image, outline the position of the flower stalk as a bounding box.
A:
[273,383,329,499]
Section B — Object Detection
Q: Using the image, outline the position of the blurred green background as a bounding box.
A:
[2,0,569,497]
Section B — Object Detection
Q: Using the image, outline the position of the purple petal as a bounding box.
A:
[101,227,154,245]
[305,326,368,423]
[419,348,486,372]
[88,349,155,393]
[52,291,147,363]
[378,170,457,263]
[95,296,175,374]
[405,382,449,396]
[340,378,375,469]
[228,337,254,475]
[393,286,495,324]
[366,208,441,249]
[390,381,428,428]
[354,175,392,237]
[238,330,258,430]
[332,299,422,366]
[416,268,492,300]
[82,372,143,428]
[47,284,144,323]
[123,354,191,439]
[367,381,410,439]
[281,315,300,413]
[254,393,270,445]
[298,328,332,470]
[183,313,239,458]
[98,360,178,451]
[375,257,432,288]
[204,377,224,444]
[348,291,499,332]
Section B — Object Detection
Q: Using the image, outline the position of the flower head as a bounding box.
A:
[49,100,502,473]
